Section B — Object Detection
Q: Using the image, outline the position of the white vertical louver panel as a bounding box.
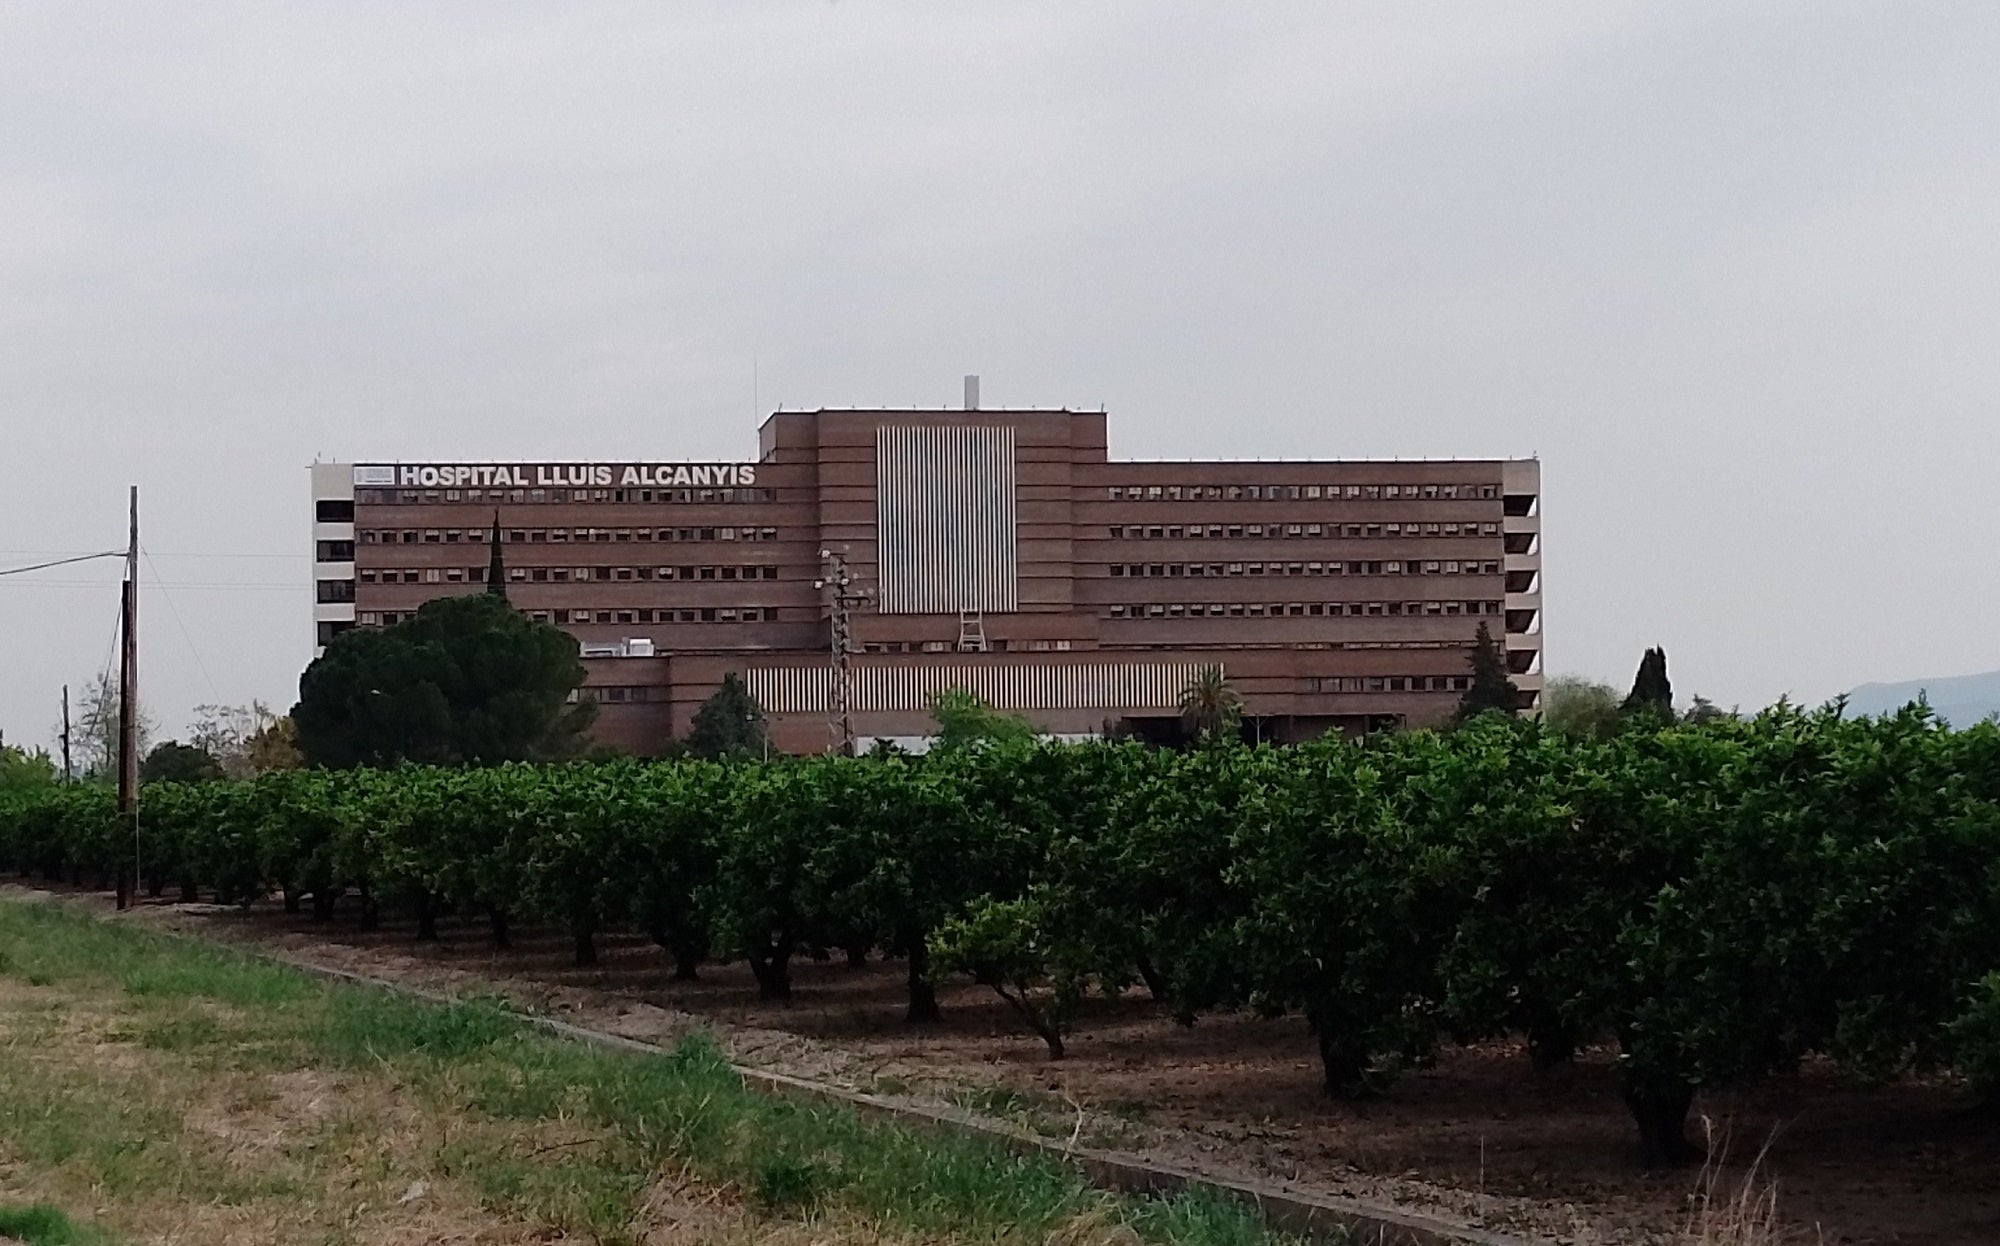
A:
[876,425,1018,614]
[742,663,1203,714]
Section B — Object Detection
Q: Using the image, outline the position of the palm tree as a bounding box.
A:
[1178,666,1243,742]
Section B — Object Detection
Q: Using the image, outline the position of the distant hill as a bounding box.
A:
[1843,669,2000,727]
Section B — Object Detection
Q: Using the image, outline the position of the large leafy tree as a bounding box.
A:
[0,744,58,792]
[1540,674,1621,739]
[1454,622,1520,722]
[140,740,224,785]
[293,593,592,768]
[687,673,770,760]
[929,689,1038,752]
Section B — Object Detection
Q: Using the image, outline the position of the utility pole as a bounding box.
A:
[116,486,138,909]
[817,548,867,756]
[60,685,72,782]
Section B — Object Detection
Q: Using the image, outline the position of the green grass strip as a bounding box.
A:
[0,1203,116,1246]
[0,898,1311,1246]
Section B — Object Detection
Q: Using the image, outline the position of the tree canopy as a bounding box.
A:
[140,740,224,785]
[0,744,58,792]
[1542,674,1622,739]
[686,674,770,760]
[929,689,1039,752]
[292,593,592,768]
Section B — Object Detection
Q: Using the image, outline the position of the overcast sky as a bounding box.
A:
[4,2,1997,749]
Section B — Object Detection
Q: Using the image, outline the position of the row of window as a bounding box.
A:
[355,487,776,506]
[1310,675,1475,694]
[358,525,781,545]
[1109,521,1499,541]
[360,605,783,627]
[1107,599,1502,620]
[1106,483,1499,502]
[1109,559,1502,578]
[575,685,655,703]
[358,563,784,585]
[855,639,1079,655]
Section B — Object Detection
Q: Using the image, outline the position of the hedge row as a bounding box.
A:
[3,704,1997,1165]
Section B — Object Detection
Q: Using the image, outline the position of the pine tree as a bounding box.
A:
[1622,647,1673,716]
[1454,622,1521,722]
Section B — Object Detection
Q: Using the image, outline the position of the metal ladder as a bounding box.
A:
[956,609,988,653]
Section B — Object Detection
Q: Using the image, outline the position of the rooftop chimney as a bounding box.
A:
[963,374,980,411]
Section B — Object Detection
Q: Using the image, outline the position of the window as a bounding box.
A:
[314,499,355,523]
[315,540,354,562]
[315,578,354,603]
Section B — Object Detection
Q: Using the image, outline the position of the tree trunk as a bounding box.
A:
[414,891,439,942]
[574,929,598,967]
[845,943,869,968]
[674,947,702,981]
[489,908,511,950]
[114,869,131,911]
[282,888,302,915]
[146,874,164,898]
[1310,1012,1373,1099]
[1622,1081,1701,1168]
[180,878,200,903]
[311,890,337,922]
[1528,1024,1578,1069]
[905,933,941,1024]
[1135,954,1169,1002]
[749,940,792,1000]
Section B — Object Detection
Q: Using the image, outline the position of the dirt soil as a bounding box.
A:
[51,886,2000,1246]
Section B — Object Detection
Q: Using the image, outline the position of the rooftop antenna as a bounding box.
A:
[964,375,980,411]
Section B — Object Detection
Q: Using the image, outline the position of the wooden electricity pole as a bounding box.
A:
[60,685,72,782]
[115,486,138,909]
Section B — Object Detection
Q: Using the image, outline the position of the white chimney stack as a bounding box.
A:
[963,375,980,411]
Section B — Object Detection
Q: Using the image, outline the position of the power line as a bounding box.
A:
[1,580,301,591]
[0,550,123,577]
[0,549,304,561]
[144,546,221,702]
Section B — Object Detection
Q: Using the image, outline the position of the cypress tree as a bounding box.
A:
[1622,647,1673,716]
[486,511,508,600]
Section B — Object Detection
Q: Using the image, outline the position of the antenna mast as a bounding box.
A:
[819,549,867,756]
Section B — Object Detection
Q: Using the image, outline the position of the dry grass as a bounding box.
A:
[0,896,1304,1246]
[1681,1118,1822,1246]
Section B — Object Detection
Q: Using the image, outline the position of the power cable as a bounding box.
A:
[1,580,301,591]
[0,550,123,577]
[143,546,222,703]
